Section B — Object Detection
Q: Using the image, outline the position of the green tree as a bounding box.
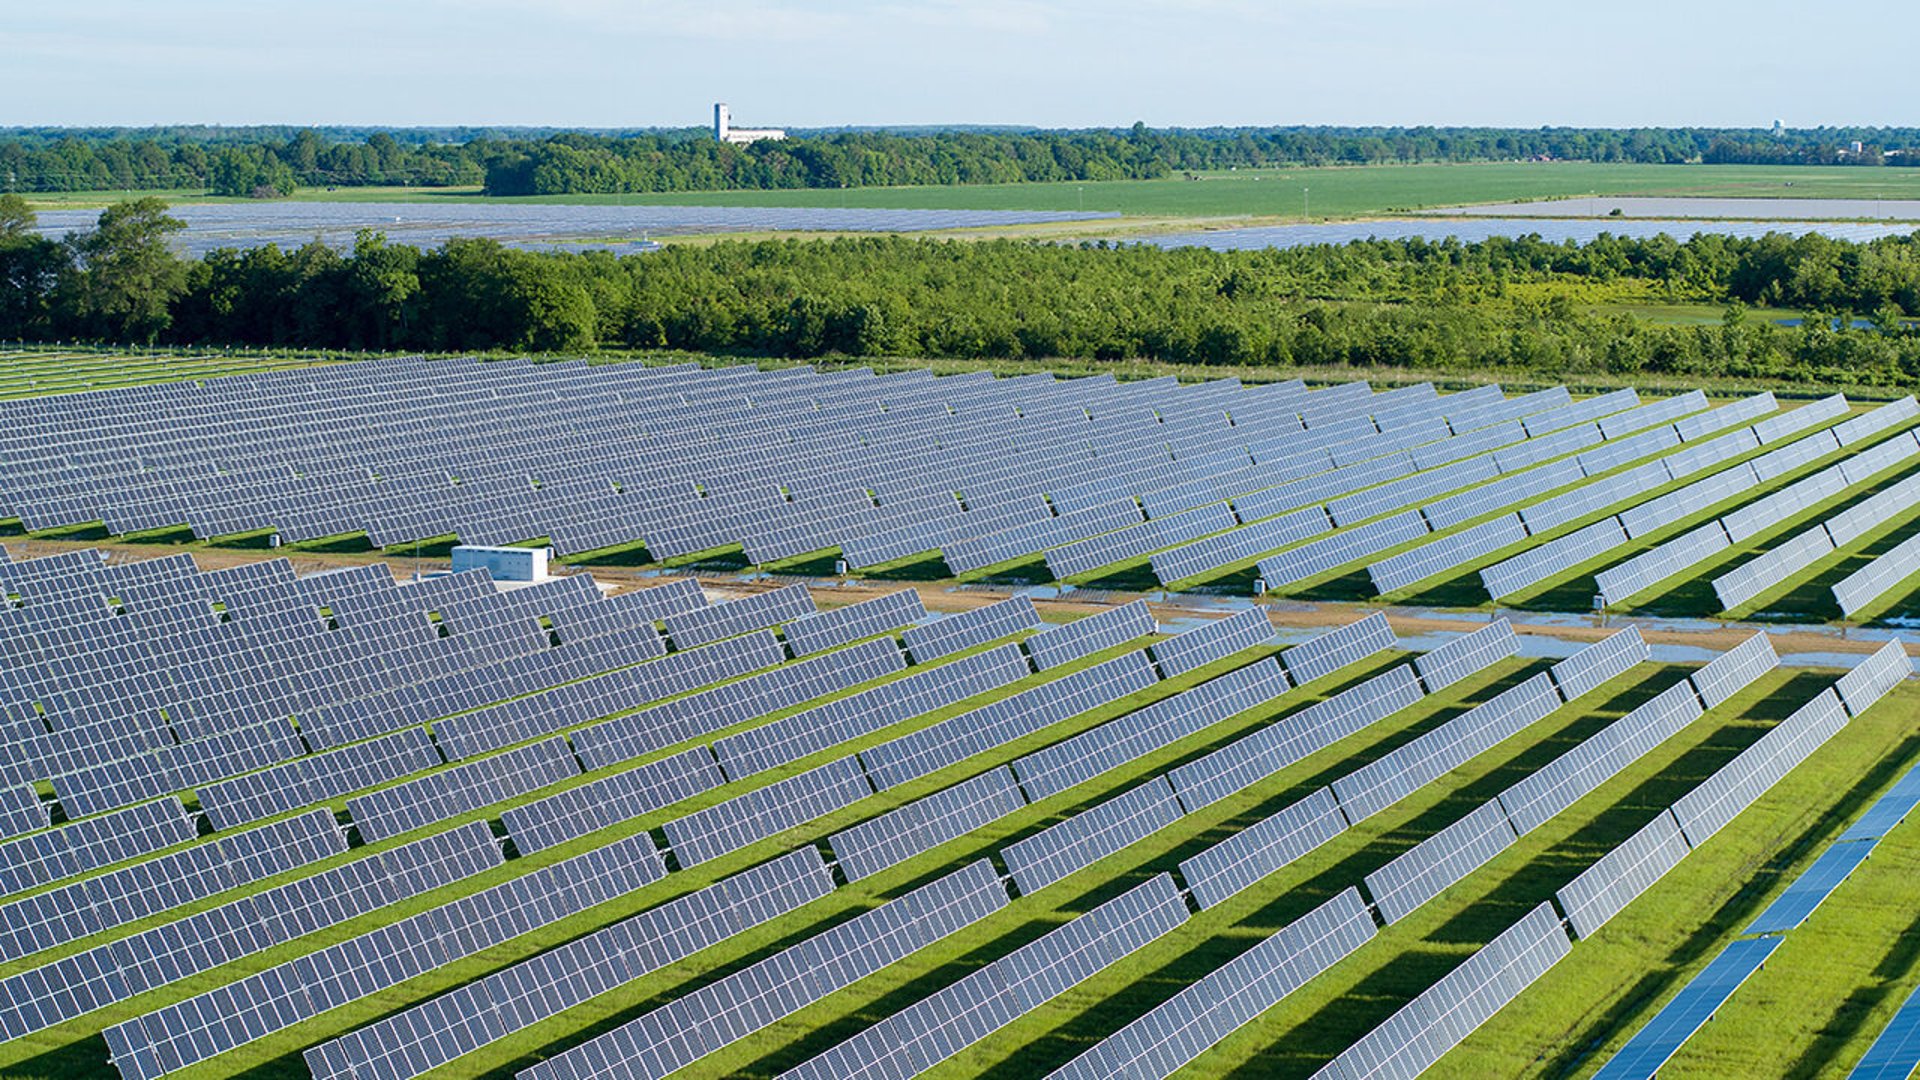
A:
[60,197,187,343]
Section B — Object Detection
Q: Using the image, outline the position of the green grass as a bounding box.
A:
[29,163,1920,222]
[1444,679,1920,1079]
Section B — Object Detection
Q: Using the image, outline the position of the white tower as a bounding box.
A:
[714,103,731,142]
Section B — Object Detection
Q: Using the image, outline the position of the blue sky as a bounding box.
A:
[6,0,1913,129]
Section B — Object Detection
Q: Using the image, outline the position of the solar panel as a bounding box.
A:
[1001,777,1185,895]
[1364,798,1519,924]
[1500,679,1702,836]
[518,860,1007,1080]
[862,649,1159,790]
[1617,462,1758,539]
[1556,808,1691,939]
[901,595,1041,663]
[1744,839,1873,934]
[782,588,924,657]
[1257,510,1430,592]
[1830,395,1919,446]
[1753,393,1848,445]
[1595,523,1731,606]
[1848,980,1920,1079]
[1313,902,1571,1080]
[1411,618,1519,693]
[1046,888,1376,1080]
[1480,516,1629,599]
[714,641,1029,780]
[1179,787,1347,909]
[1281,612,1398,686]
[1149,606,1274,678]
[1588,937,1780,1080]
[1013,658,1288,801]
[1833,533,1920,617]
[663,583,815,648]
[1834,639,1911,718]
[1333,672,1558,825]
[1840,759,1920,843]
[1025,598,1157,670]
[662,754,872,867]
[1689,631,1779,710]
[306,847,833,1080]
[1369,514,1527,596]
[1711,526,1832,612]
[1670,688,1847,847]
[1548,627,1648,703]
[778,874,1188,1080]
[830,766,1026,882]
[1170,664,1424,813]
[1151,505,1333,585]
[1826,468,1920,548]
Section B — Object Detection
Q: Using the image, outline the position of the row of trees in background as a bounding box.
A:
[3,195,1919,387]
[7,125,1920,196]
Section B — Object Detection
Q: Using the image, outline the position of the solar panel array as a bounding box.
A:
[1179,788,1349,910]
[1689,631,1779,710]
[1557,808,1692,939]
[662,753,873,866]
[106,830,661,1080]
[1280,612,1397,686]
[1834,530,1920,616]
[1411,618,1519,693]
[1849,982,1920,1079]
[1001,777,1185,894]
[1501,680,1704,836]
[1364,798,1520,924]
[1334,672,1558,825]
[1835,640,1912,718]
[1595,523,1731,606]
[1150,506,1331,585]
[1744,840,1875,934]
[782,589,924,657]
[0,807,342,964]
[829,767,1027,882]
[1670,688,1848,847]
[1589,937,1782,1080]
[1256,509,1430,591]
[1047,888,1378,1080]
[862,649,1159,789]
[1369,514,1526,595]
[1548,626,1648,702]
[901,595,1041,662]
[1481,517,1628,599]
[4,820,501,1043]
[1171,664,1424,813]
[780,874,1188,1080]
[306,847,833,1080]
[713,641,1030,781]
[1013,658,1289,800]
[1312,902,1571,1080]
[517,859,1008,1080]
[1148,605,1273,677]
[1024,598,1157,670]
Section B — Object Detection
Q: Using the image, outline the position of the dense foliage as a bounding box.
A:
[3,195,1919,388]
[5,125,1920,195]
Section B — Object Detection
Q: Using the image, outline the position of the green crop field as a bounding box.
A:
[30,162,1920,223]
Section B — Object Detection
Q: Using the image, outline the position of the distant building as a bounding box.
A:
[714,103,785,146]
[1772,119,1786,138]
[451,544,550,583]
[1850,140,1865,155]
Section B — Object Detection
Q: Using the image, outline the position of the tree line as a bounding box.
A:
[3,195,1918,389]
[7,125,1920,196]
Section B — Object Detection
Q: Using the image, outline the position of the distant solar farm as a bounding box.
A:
[0,352,1917,1080]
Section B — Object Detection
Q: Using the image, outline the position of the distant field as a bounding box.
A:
[29,163,1920,222]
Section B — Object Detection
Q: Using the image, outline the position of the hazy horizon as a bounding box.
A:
[7,0,1912,130]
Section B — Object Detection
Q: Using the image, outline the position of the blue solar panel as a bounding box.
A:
[1841,762,1920,843]
[1744,840,1875,935]
[1851,980,1920,1079]
[1590,937,1781,1080]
